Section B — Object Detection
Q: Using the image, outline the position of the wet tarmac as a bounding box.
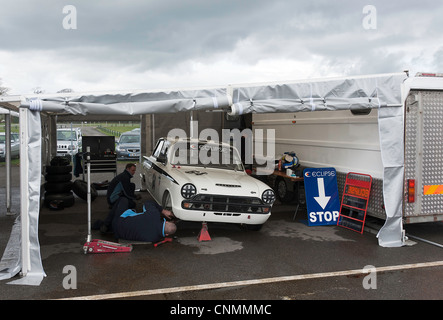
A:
[0,162,442,303]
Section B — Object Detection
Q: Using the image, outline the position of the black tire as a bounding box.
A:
[44,192,75,208]
[44,181,73,193]
[50,156,71,166]
[275,177,294,203]
[162,191,172,211]
[45,165,72,174]
[45,173,72,182]
[72,179,98,201]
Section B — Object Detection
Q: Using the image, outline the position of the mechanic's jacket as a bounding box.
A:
[113,200,166,243]
[106,169,135,204]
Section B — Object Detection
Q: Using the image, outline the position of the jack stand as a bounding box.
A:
[197,222,211,241]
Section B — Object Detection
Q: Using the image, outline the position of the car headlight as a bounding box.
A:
[181,183,197,199]
[262,189,275,204]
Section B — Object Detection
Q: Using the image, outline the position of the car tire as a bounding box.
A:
[45,173,72,182]
[50,156,71,166]
[44,181,73,193]
[44,192,75,208]
[72,179,98,201]
[275,177,294,203]
[46,165,73,175]
[162,191,172,212]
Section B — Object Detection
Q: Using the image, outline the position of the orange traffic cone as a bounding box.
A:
[197,222,211,241]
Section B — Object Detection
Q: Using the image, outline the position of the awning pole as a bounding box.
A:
[19,107,31,275]
[5,113,12,215]
[86,146,92,243]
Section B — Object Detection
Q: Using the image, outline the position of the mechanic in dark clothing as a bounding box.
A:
[111,197,177,242]
[106,163,138,208]
[93,163,140,233]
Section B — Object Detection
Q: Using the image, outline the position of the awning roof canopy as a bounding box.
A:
[3,72,423,286]
[0,72,407,118]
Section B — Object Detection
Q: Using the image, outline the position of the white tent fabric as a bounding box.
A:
[21,88,232,115]
[1,73,416,285]
[228,73,408,248]
[228,73,404,115]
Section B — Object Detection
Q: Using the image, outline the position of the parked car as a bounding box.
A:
[141,138,275,230]
[116,129,141,160]
[0,132,20,160]
[56,128,82,157]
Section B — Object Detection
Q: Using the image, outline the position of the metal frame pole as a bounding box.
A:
[86,146,92,243]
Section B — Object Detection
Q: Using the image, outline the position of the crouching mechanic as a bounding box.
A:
[112,197,177,243]
[107,163,140,209]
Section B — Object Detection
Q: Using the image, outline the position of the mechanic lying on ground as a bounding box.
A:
[109,197,177,243]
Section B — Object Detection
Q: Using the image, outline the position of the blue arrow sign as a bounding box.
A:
[303,167,340,226]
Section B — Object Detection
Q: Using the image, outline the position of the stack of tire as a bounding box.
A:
[43,156,75,210]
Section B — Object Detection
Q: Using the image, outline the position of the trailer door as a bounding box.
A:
[404,90,443,223]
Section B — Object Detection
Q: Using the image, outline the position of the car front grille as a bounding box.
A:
[181,194,270,214]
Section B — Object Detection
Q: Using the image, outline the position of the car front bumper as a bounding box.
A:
[116,151,140,160]
[174,194,273,225]
[173,206,271,225]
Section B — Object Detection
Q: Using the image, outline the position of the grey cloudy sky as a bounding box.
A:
[1,0,443,94]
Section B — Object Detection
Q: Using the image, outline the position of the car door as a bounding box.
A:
[152,139,171,202]
[145,139,168,203]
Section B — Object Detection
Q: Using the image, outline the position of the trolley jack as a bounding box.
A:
[83,239,133,254]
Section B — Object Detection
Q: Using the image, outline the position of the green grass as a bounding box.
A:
[0,158,20,166]
[96,124,139,137]
[0,124,20,133]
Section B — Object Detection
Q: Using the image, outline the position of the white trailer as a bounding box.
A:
[249,72,443,227]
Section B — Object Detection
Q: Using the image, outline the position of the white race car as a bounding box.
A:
[141,138,275,230]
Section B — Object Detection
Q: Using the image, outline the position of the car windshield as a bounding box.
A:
[170,141,244,171]
[119,135,140,144]
[0,136,5,143]
[57,131,77,141]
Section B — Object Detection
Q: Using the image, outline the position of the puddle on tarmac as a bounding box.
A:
[263,220,355,242]
[178,237,243,255]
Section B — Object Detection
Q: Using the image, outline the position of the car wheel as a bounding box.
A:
[275,177,294,203]
[162,191,172,212]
